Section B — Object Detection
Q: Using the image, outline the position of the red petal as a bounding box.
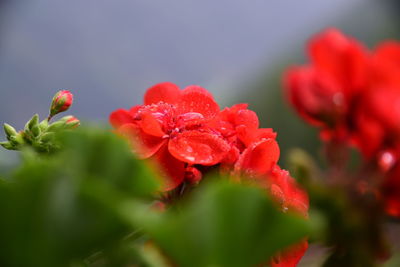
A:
[256,128,277,139]
[118,124,166,158]
[370,43,400,88]
[109,109,135,128]
[234,138,280,175]
[152,144,185,191]
[234,109,259,130]
[140,112,166,137]
[144,82,181,105]
[374,42,400,73]
[228,103,249,113]
[177,85,220,119]
[271,240,308,267]
[168,131,230,165]
[217,103,249,125]
[269,166,309,217]
[308,28,367,94]
[284,66,346,127]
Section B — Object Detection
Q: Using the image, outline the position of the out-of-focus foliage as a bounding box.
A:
[127,179,311,267]
[0,127,159,267]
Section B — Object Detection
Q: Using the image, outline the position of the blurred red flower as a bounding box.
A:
[284,28,400,219]
[284,28,368,142]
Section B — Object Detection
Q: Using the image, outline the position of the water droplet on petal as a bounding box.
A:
[378,151,396,172]
[186,156,195,162]
[333,92,344,107]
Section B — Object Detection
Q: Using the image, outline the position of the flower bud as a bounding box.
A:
[25,114,39,131]
[47,121,66,132]
[31,125,41,137]
[65,116,80,129]
[9,133,25,146]
[49,90,73,118]
[0,141,14,150]
[3,123,17,140]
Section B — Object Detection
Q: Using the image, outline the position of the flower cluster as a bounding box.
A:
[110,82,308,266]
[284,28,400,217]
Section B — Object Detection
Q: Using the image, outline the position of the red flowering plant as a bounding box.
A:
[110,82,309,267]
[284,28,400,265]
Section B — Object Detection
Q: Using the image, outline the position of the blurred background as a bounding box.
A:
[1,0,400,170]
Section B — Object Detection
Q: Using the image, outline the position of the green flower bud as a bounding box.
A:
[47,121,66,132]
[9,133,25,146]
[25,114,39,132]
[31,125,41,137]
[39,119,49,131]
[0,141,15,150]
[3,123,17,140]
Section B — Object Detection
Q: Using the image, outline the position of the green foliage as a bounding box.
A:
[128,179,311,267]
[0,127,159,267]
[1,114,80,153]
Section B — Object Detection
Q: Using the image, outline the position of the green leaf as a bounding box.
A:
[0,127,160,267]
[57,127,160,198]
[130,179,310,267]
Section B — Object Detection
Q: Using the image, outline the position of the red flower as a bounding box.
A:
[110,82,230,190]
[284,28,367,142]
[110,82,309,265]
[285,28,400,220]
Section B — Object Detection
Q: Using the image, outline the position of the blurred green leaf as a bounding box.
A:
[0,127,159,267]
[129,179,310,267]
[57,128,160,198]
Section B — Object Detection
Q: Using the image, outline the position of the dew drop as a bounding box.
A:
[333,92,344,106]
[186,156,195,162]
[378,151,396,172]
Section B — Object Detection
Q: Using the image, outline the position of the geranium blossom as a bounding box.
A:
[110,82,230,190]
[284,28,400,218]
[110,82,309,266]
